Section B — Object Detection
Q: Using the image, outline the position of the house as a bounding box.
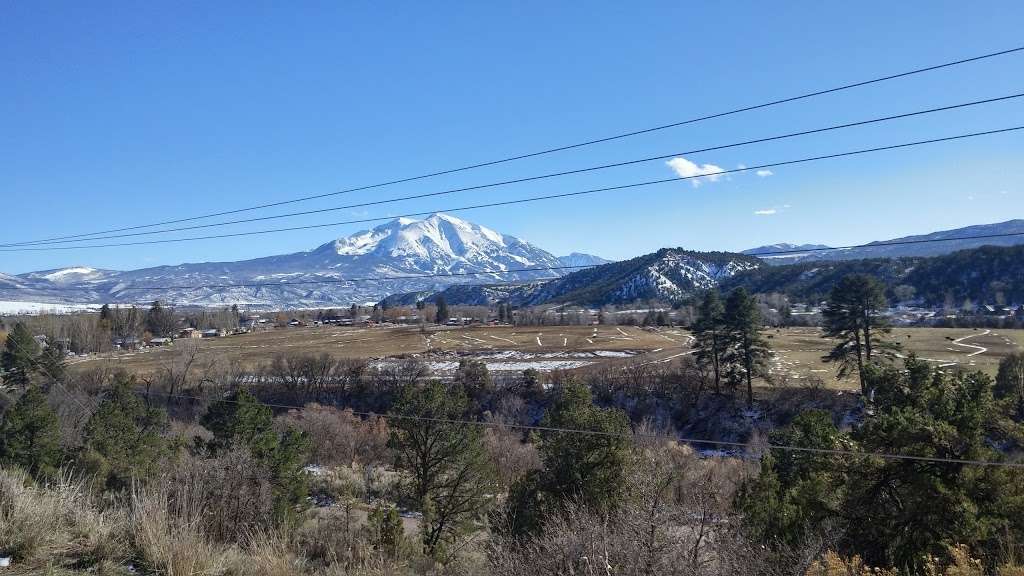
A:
[113,336,141,350]
[178,327,202,339]
[149,337,172,346]
[201,329,225,338]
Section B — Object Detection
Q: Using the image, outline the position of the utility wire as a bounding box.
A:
[20,228,1024,294]
[3,124,1021,253]
[7,45,1022,247]
[7,92,1022,248]
[3,330,93,414]
[141,389,1024,470]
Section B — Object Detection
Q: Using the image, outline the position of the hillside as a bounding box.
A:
[746,219,1024,265]
[724,244,1024,305]
[384,249,762,307]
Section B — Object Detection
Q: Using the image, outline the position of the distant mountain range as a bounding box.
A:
[743,219,1024,265]
[2,216,1022,312]
[385,249,761,308]
[0,214,608,310]
[723,244,1024,306]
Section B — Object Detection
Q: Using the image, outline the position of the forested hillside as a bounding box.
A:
[725,244,1024,305]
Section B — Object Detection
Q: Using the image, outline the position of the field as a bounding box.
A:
[70,324,1024,390]
[69,324,686,376]
[768,327,1024,387]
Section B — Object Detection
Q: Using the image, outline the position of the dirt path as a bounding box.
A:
[952,329,990,357]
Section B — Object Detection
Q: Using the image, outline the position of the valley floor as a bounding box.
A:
[68,324,1024,390]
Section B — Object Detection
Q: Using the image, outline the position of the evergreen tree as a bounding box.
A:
[144,300,176,337]
[724,288,770,409]
[740,359,1024,570]
[1,322,40,389]
[81,373,169,490]
[389,381,494,557]
[37,344,66,386]
[453,358,493,409]
[692,290,727,393]
[0,385,62,477]
[995,352,1024,419]
[503,380,631,536]
[366,503,404,559]
[435,295,450,324]
[201,389,310,520]
[843,359,1018,570]
[821,274,900,393]
[736,410,848,547]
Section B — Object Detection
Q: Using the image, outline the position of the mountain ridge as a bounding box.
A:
[0,214,570,308]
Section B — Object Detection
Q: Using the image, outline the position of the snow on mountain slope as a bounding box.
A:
[320,213,562,274]
[1,214,568,308]
[744,220,1024,265]
[557,253,612,268]
[20,266,117,284]
[382,249,762,307]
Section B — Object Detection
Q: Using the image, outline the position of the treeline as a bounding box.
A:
[0,301,241,354]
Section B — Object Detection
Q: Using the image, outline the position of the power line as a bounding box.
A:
[8,45,1023,247]
[20,228,1024,294]
[8,92,1022,248]
[3,331,93,414]
[3,124,1021,253]
[141,389,1024,470]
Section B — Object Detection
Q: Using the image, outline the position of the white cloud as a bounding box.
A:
[754,208,777,215]
[756,169,774,178]
[665,157,725,187]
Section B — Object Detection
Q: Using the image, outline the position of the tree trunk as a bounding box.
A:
[744,338,754,410]
[712,333,721,394]
[854,329,865,395]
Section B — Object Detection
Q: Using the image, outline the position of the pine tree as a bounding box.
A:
[435,295,450,324]
[366,503,403,559]
[724,288,770,409]
[389,381,494,557]
[821,274,900,393]
[995,352,1024,418]
[692,291,727,393]
[0,385,62,477]
[81,373,168,490]
[201,389,310,520]
[1,322,40,389]
[503,380,631,535]
[144,300,176,337]
[37,344,66,386]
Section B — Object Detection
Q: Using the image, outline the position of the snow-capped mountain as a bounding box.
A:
[0,214,569,309]
[390,248,762,307]
[20,267,118,285]
[556,253,612,268]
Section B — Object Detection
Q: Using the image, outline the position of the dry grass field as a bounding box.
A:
[69,324,1023,390]
[69,324,684,376]
[768,327,1024,388]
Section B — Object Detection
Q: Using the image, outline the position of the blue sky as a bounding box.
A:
[1,1,1022,274]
